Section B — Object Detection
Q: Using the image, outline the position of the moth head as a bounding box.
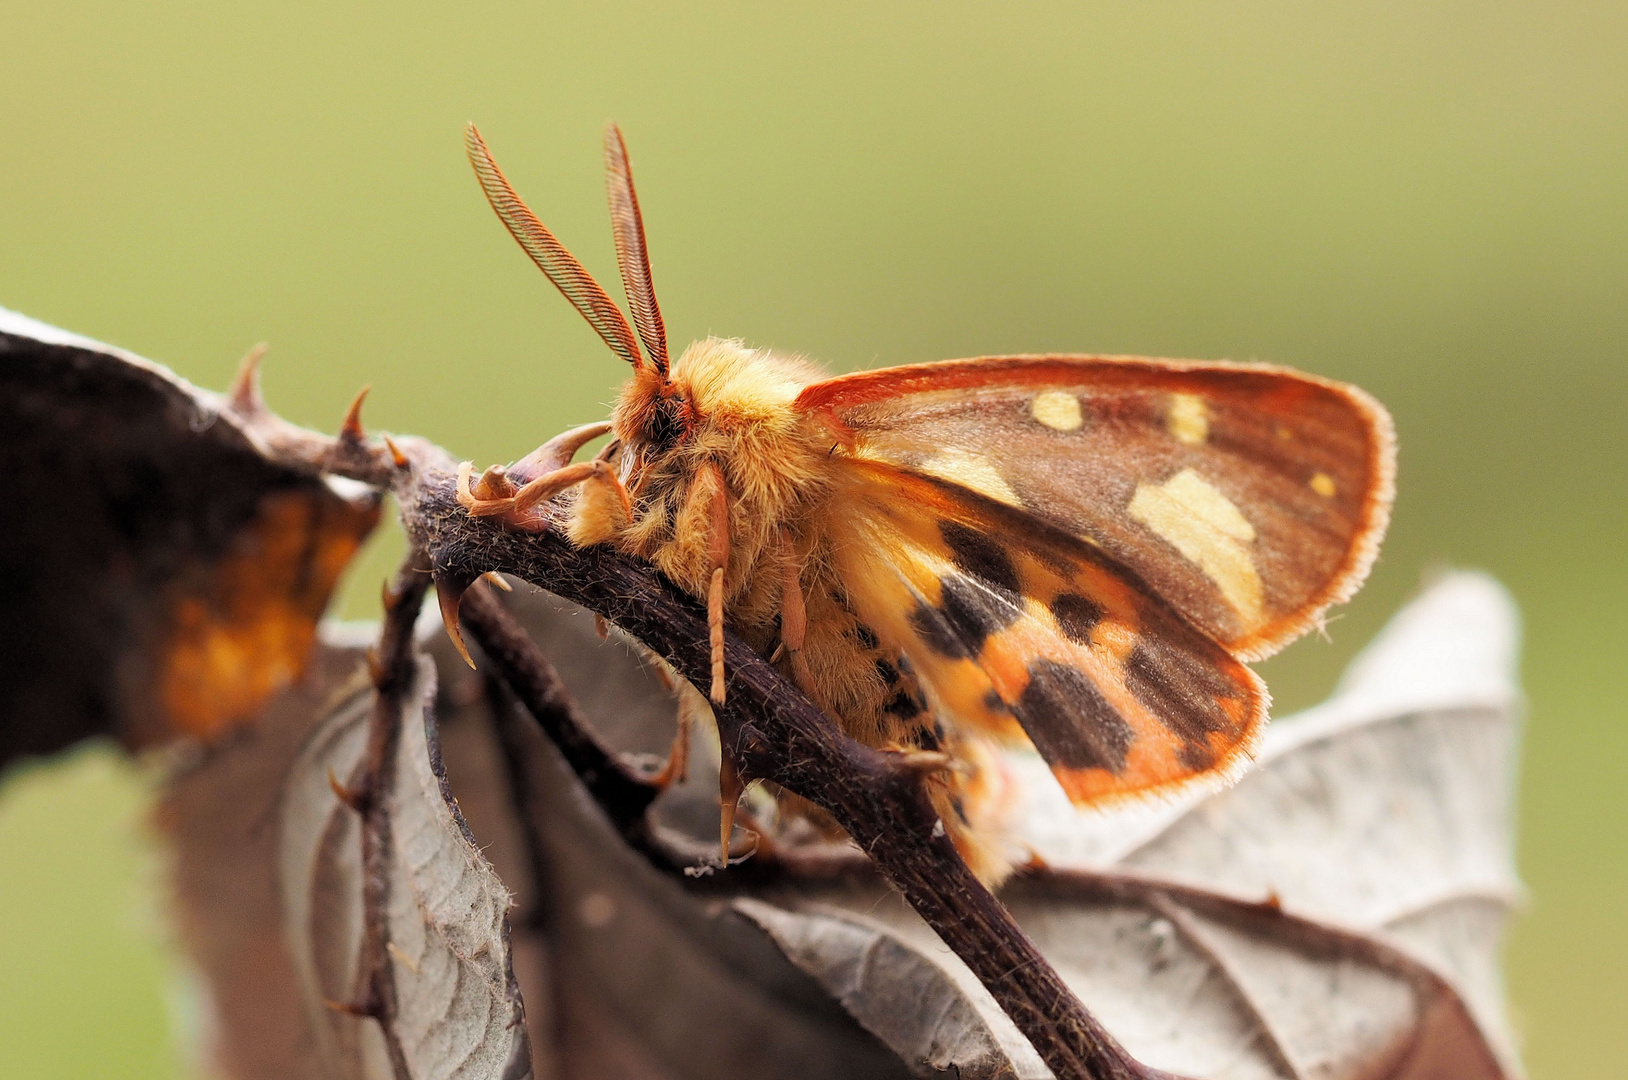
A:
[613,362,690,459]
[466,120,682,465]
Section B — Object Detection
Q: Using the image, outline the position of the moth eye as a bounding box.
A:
[1030,390,1083,432]
[1167,392,1210,445]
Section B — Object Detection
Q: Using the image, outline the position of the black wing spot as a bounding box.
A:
[1015,660,1134,774]
[940,574,1020,652]
[1050,593,1105,644]
[910,574,1022,658]
[1124,642,1241,755]
[913,721,942,751]
[939,520,1020,598]
[909,600,969,658]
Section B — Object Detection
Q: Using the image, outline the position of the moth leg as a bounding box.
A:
[776,535,824,707]
[456,457,631,532]
[718,744,745,864]
[887,748,955,775]
[646,686,697,790]
[697,463,731,706]
[455,421,628,533]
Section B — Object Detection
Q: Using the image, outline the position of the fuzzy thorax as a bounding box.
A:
[568,338,832,623]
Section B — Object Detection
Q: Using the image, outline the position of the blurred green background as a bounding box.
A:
[1,2,1622,1076]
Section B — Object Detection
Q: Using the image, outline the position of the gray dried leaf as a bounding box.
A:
[733,572,1524,1080]
[161,570,1524,1080]
[279,652,531,1080]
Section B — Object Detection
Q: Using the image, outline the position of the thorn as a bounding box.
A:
[435,573,475,668]
[328,767,366,812]
[481,571,512,593]
[365,645,384,686]
[323,997,377,1019]
[228,342,269,414]
[509,420,614,484]
[380,577,401,612]
[718,749,745,865]
[383,434,409,468]
[339,385,371,443]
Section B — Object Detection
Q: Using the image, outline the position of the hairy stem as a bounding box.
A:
[343,552,431,1080]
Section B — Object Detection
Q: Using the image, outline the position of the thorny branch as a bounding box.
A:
[333,551,431,1080]
[238,388,1187,1080]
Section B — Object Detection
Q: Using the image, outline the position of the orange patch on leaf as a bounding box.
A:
[159,488,378,740]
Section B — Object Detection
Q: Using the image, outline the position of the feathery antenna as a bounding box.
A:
[603,124,669,374]
[464,123,646,370]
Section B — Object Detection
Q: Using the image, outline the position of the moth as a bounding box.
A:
[454,124,1395,883]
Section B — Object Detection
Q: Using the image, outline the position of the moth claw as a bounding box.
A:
[481,571,512,593]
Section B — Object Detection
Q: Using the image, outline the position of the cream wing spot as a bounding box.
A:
[919,449,1022,507]
[1168,393,1209,445]
[1310,471,1336,498]
[1031,390,1083,431]
[1127,468,1264,626]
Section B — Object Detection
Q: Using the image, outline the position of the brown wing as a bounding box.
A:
[799,355,1394,661]
[828,462,1266,804]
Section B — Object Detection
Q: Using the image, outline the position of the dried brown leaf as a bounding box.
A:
[0,308,378,765]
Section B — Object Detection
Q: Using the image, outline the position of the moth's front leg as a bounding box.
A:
[455,421,628,533]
